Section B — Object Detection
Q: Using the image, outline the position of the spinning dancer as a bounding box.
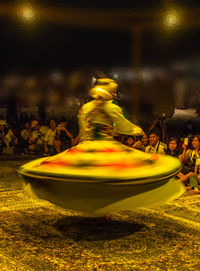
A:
[78,78,144,142]
[19,78,184,216]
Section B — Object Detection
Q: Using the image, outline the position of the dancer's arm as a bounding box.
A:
[110,105,144,136]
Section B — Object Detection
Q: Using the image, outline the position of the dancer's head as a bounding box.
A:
[89,78,118,101]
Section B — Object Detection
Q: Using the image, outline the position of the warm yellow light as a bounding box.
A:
[163,8,182,30]
[18,4,36,23]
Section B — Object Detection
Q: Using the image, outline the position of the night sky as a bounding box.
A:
[0,0,200,73]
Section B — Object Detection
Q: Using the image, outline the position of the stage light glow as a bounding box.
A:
[17,3,36,23]
[163,7,182,30]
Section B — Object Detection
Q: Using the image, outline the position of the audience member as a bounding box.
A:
[141,133,149,148]
[145,130,167,154]
[125,136,136,148]
[0,120,6,154]
[181,135,200,172]
[125,135,147,151]
[1,110,200,196]
[164,137,193,183]
[179,135,200,187]
[0,120,18,154]
[19,121,31,154]
[28,120,48,155]
[44,118,57,156]
[54,117,73,153]
[165,137,182,159]
[189,147,200,193]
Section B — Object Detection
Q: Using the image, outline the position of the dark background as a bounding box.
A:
[0,0,200,131]
[0,0,200,73]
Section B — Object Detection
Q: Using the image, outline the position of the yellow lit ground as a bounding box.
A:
[1,158,200,271]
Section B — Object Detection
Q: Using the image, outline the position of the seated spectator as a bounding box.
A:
[54,117,73,153]
[195,146,200,174]
[124,135,146,151]
[164,137,193,184]
[189,147,200,193]
[44,119,57,156]
[165,137,182,159]
[181,135,200,173]
[188,175,200,194]
[19,121,31,154]
[145,130,167,154]
[141,133,149,149]
[180,135,200,190]
[132,133,150,151]
[0,120,6,154]
[124,136,136,148]
[0,120,18,154]
[28,120,48,155]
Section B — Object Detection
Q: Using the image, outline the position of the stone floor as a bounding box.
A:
[1,160,200,270]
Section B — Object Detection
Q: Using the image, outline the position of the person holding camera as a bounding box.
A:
[54,117,73,153]
[28,120,48,155]
[43,119,58,156]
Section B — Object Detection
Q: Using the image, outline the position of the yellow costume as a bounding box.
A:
[19,78,184,216]
[78,100,144,141]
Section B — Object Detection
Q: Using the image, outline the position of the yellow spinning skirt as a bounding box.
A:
[18,140,185,217]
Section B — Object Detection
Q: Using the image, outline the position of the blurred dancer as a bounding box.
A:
[78,78,144,141]
[19,78,184,215]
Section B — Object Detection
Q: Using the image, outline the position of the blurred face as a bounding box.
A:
[192,137,200,149]
[60,121,67,128]
[127,137,134,145]
[50,119,57,129]
[149,134,159,147]
[34,123,40,131]
[141,134,148,146]
[25,122,30,130]
[0,124,5,131]
[169,140,177,151]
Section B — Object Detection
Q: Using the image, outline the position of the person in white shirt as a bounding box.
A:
[0,120,18,154]
[29,120,48,155]
[44,119,57,156]
[145,130,167,154]
[180,135,200,193]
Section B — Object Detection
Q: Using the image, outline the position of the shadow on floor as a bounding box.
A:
[54,216,145,241]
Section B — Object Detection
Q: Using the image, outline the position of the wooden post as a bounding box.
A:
[131,27,143,124]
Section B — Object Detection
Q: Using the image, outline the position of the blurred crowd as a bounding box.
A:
[122,131,200,194]
[0,114,79,157]
[1,113,200,193]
